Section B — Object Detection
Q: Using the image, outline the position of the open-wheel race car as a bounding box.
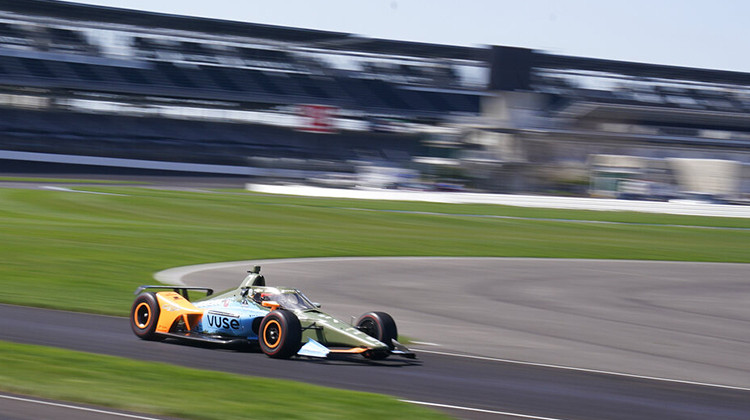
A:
[130,266,415,360]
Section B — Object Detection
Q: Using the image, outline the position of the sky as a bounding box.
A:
[66,0,750,73]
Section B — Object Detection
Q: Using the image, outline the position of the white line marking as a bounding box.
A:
[41,186,126,196]
[0,394,163,419]
[410,341,441,346]
[415,349,750,392]
[401,399,567,419]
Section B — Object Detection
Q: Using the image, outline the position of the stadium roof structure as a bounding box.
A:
[0,0,487,62]
[1,0,351,43]
[535,54,750,87]
[306,37,488,62]
[488,46,750,91]
[3,1,747,90]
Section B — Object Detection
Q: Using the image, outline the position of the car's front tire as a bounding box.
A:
[130,292,164,341]
[356,311,398,358]
[259,309,302,359]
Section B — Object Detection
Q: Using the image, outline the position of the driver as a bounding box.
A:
[250,290,304,310]
[252,292,285,305]
[251,292,271,304]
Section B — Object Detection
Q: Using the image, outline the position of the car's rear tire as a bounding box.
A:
[356,311,398,352]
[259,309,302,359]
[130,292,164,341]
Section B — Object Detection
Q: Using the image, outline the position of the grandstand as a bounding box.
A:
[0,1,748,197]
[0,0,485,180]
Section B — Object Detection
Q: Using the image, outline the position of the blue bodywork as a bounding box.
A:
[193,294,268,340]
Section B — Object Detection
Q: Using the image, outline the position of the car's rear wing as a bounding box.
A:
[134,285,214,300]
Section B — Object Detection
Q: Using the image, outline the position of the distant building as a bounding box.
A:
[468,46,750,196]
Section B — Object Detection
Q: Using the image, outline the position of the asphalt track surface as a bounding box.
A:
[3,258,750,419]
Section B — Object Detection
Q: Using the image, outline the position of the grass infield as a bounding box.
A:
[0,340,448,419]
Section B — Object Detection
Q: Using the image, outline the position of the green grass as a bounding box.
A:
[0,340,448,420]
[1,186,749,315]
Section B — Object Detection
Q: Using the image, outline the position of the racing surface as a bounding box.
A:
[2,258,750,419]
[168,257,750,390]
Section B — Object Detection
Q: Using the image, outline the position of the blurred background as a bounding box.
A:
[0,0,749,203]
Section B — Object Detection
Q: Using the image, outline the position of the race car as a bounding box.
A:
[130,266,415,360]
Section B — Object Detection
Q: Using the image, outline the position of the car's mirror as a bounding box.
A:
[313,302,321,308]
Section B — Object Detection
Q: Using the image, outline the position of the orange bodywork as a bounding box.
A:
[261,301,280,311]
[328,347,368,354]
[155,291,204,334]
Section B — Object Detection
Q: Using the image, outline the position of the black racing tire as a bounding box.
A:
[356,311,398,350]
[259,309,302,359]
[130,292,164,341]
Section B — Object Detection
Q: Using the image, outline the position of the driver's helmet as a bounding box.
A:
[254,291,288,305]
[251,292,272,304]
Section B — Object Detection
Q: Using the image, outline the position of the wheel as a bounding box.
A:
[356,311,398,350]
[259,309,302,359]
[130,292,164,341]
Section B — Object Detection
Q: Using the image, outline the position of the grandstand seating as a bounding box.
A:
[535,76,750,115]
[0,0,484,145]
[0,50,479,116]
[0,108,425,167]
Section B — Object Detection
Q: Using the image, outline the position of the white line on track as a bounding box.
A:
[0,394,163,419]
[401,399,567,419]
[41,186,126,196]
[410,340,441,346]
[415,349,750,392]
